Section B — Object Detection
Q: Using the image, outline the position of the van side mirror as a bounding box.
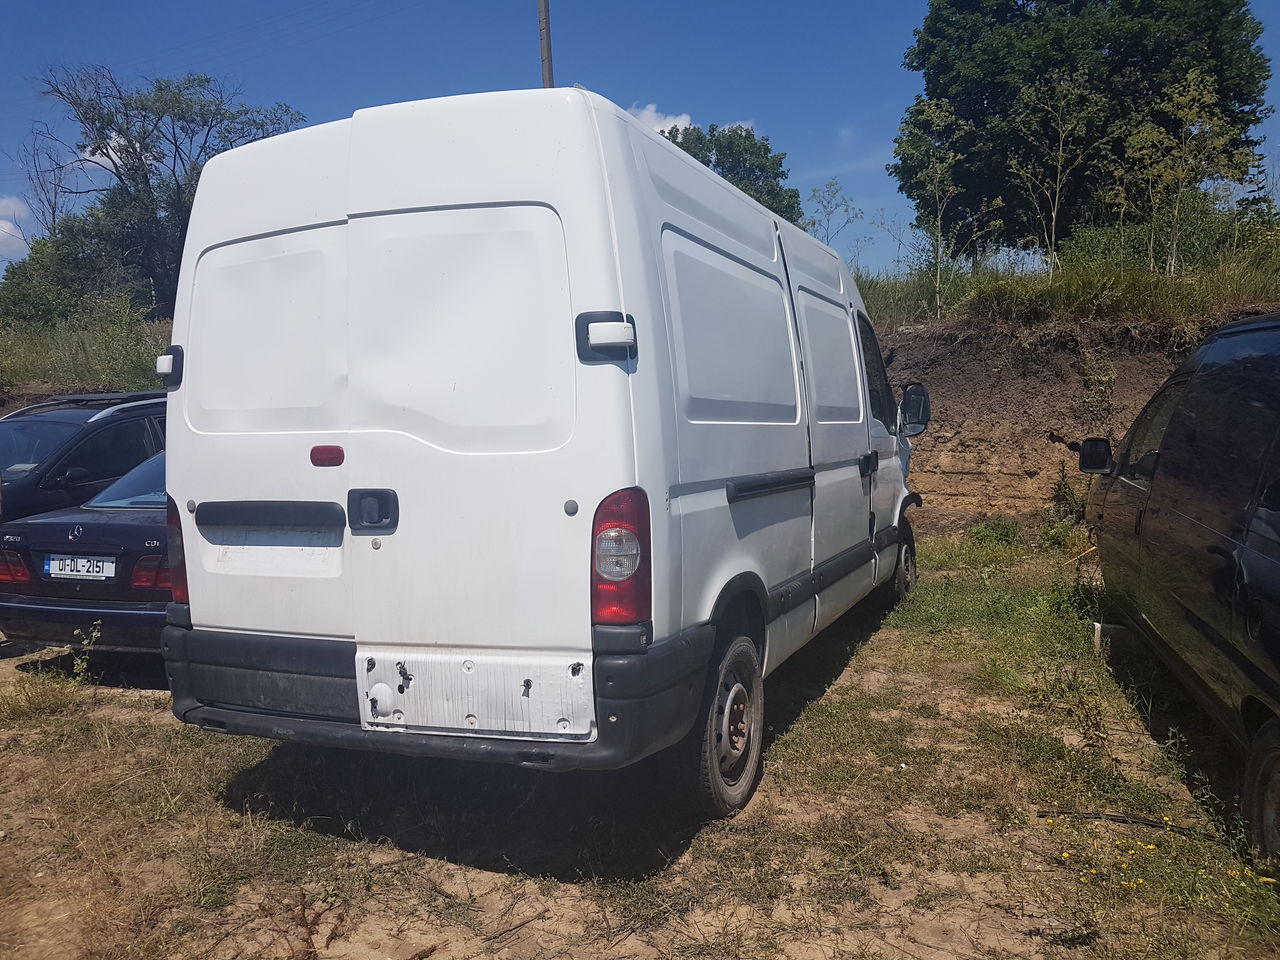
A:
[1079,438,1114,475]
[900,382,931,437]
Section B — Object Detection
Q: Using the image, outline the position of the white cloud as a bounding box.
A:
[0,196,30,261]
[0,196,30,223]
[0,222,29,262]
[627,103,693,133]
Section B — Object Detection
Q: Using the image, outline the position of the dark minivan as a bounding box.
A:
[1080,312,1280,857]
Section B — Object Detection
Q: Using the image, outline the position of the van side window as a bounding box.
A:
[856,314,895,433]
[1155,329,1280,534]
[1118,383,1186,488]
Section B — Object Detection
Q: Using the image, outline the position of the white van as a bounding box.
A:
[160,88,930,816]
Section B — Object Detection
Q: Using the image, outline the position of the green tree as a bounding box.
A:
[889,0,1271,254]
[1118,70,1256,272]
[663,123,804,224]
[1007,70,1109,273]
[801,179,862,248]
[27,66,303,317]
[891,98,999,317]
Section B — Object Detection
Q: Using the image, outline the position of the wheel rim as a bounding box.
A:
[716,673,753,785]
[902,541,917,593]
[1259,749,1280,858]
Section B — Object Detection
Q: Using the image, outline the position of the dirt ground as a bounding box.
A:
[1,545,1276,960]
[3,339,1270,959]
[884,332,1176,530]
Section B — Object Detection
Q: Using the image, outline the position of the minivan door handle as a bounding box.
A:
[859,452,879,478]
[347,489,399,535]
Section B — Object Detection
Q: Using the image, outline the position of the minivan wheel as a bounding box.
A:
[1244,719,1280,862]
[678,633,765,819]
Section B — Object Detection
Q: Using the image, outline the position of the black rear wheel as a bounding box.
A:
[1244,719,1280,862]
[670,631,764,819]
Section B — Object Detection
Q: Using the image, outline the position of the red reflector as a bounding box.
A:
[166,496,189,604]
[310,445,345,467]
[0,550,30,583]
[131,555,170,591]
[590,488,651,625]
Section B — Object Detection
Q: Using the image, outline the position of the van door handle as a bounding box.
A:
[347,489,398,535]
[859,452,879,477]
[575,311,636,362]
[1135,507,1144,536]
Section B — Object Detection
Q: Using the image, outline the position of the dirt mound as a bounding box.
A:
[886,330,1176,531]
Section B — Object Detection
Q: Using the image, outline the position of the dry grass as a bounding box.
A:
[2,538,1279,959]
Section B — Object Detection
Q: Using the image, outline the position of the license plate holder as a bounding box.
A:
[44,554,116,581]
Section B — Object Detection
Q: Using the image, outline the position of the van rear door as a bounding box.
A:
[342,203,605,739]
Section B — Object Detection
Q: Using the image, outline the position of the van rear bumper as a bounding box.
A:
[161,615,716,771]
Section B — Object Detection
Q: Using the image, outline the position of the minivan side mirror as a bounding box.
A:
[900,382,931,437]
[1079,438,1114,475]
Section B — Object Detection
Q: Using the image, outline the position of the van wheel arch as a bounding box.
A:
[1242,697,1277,743]
[709,576,767,659]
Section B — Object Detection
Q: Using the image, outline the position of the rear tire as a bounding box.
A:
[1244,719,1280,863]
[672,632,765,819]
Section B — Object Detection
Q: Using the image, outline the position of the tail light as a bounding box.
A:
[591,488,650,624]
[0,550,30,583]
[166,495,189,604]
[131,555,172,591]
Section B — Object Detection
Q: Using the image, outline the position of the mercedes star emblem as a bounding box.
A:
[68,525,83,542]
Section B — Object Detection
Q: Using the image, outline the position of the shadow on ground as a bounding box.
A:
[1107,627,1244,823]
[220,600,888,883]
[12,645,169,690]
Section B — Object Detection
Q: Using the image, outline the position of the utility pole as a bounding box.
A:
[538,0,554,88]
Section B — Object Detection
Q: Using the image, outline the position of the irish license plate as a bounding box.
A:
[44,555,115,580]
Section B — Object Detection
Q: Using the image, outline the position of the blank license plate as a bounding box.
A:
[44,555,115,580]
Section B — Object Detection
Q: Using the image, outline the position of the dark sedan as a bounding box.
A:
[0,452,170,652]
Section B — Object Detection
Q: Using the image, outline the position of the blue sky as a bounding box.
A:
[0,0,1276,270]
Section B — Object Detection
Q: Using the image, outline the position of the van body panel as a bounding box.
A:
[164,87,921,763]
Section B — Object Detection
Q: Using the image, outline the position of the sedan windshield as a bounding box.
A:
[0,419,79,481]
[88,453,166,509]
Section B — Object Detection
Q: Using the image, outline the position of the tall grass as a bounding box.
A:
[0,295,169,395]
[858,247,1280,348]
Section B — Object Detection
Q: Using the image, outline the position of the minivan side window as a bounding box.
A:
[1118,382,1186,488]
[1155,329,1280,535]
[856,314,895,433]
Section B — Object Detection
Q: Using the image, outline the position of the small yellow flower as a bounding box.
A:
[1061,852,1070,859]
[1090,869,1097,874]
[1229,870,1241,877]
[1079,876,1088,883]
[1260,877,1277,885]
[1137,878,1144,884]
[1046,818,1054,824]
[1128,849,1136,855]
[1162,817,1171,823]
[1120,863,1129,869]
